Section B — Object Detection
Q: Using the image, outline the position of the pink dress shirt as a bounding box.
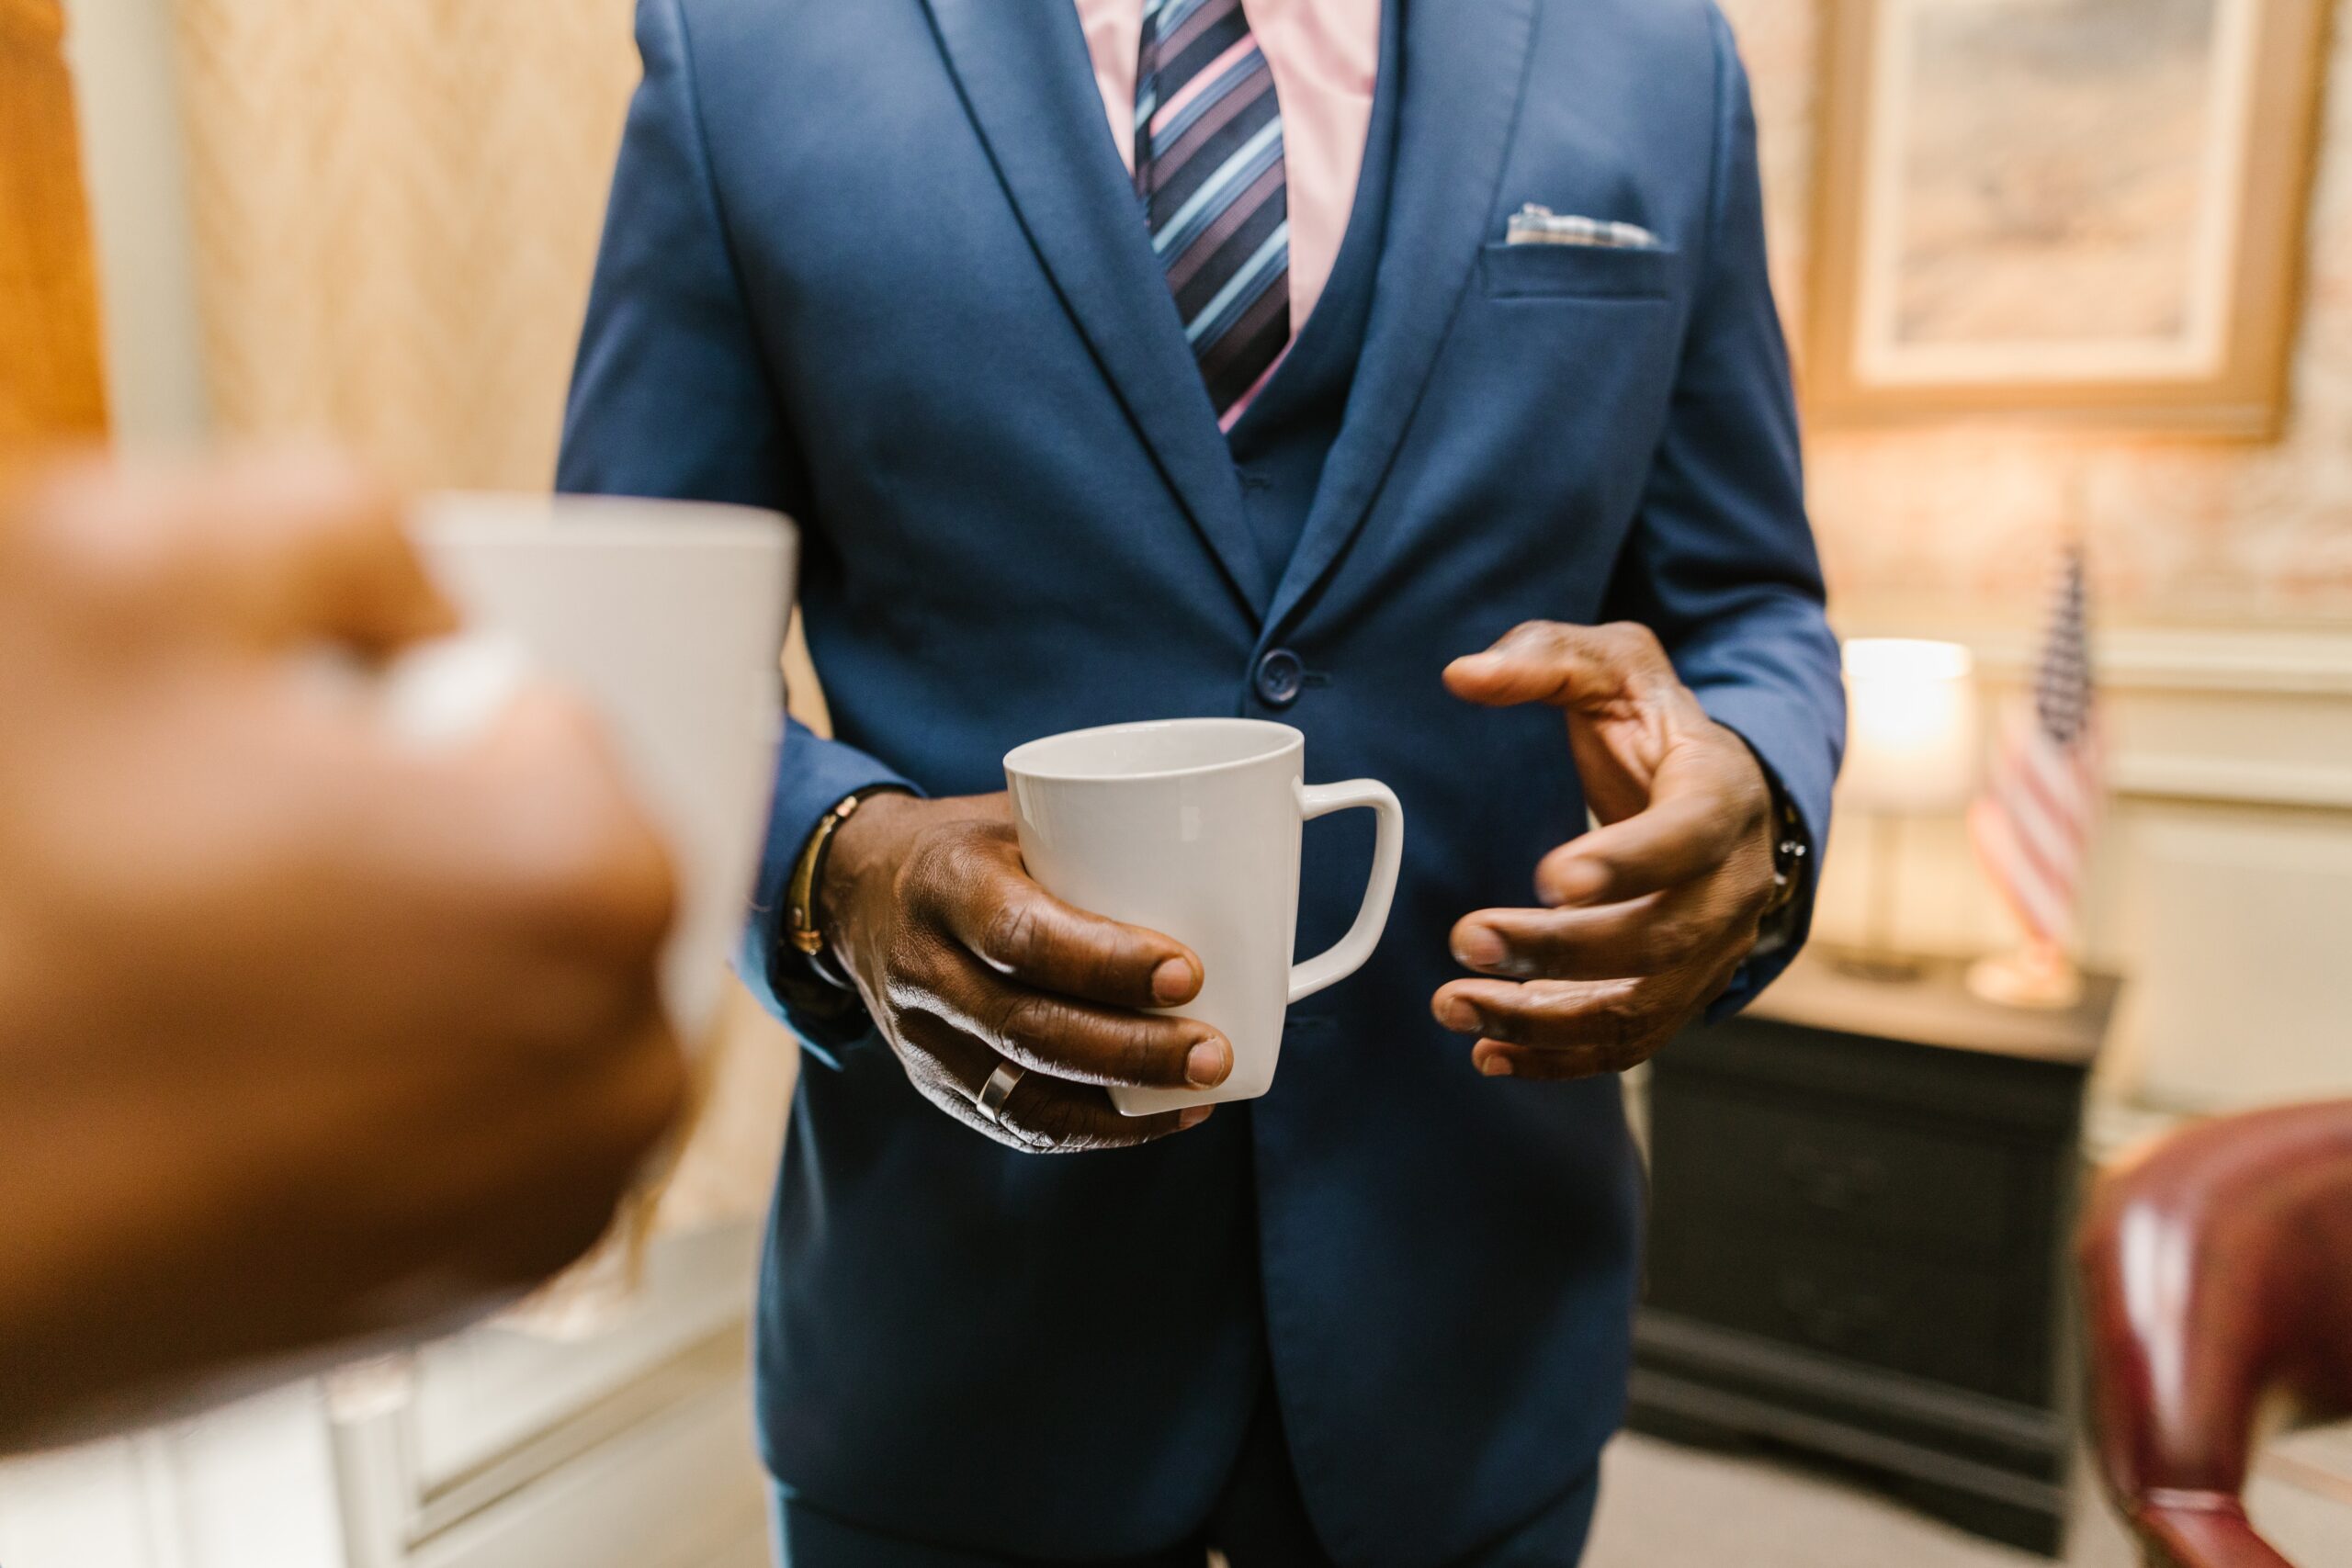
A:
[1075,0,1380,341]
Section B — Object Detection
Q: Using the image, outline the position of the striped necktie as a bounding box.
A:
[1134,0,1290,421]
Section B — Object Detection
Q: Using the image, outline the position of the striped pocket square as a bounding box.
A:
[1505,203,1661,250]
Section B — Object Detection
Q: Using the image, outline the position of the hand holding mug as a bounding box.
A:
[820,792,1234,1153]
[1435,621,1779,1079]
[1005,719,1403,1119]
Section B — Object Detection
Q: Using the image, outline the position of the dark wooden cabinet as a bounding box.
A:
[1629,952,2117,1557]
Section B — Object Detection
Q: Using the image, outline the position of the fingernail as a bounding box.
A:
[1436,995,1481,1033]
[1453,926,1508,970]
[1179,1107,1214,1130]
[1478,1053,1515,1078]
[1185,1040,1230,1088]
[1152,957,1197,1005]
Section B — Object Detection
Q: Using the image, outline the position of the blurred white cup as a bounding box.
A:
[396,492,796,1038]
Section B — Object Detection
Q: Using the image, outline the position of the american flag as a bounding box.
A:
[1969,545,2103,947]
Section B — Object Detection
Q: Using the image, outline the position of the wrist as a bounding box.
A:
[1710,723,1806,941]
[816,790,921,969]
[784,788,914,987]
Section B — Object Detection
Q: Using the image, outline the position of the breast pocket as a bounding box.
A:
[1479,241,1679,301]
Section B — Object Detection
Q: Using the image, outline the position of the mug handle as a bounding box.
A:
[1289,779,1406,1004]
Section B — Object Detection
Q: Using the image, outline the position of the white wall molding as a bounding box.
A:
[1831,616,2352,809]
[333,1324,760,1568]
[2107,754,2352,813]
[0,1387,347,1568]
[2087,630,2352,697]
[336,1224,764,1568]
[1835,614,2352,692]
[0,1227,763,1568]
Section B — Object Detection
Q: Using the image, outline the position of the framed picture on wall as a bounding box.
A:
[1805,0,2331,437]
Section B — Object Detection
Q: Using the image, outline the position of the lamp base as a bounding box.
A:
[1965,944,2083,1010]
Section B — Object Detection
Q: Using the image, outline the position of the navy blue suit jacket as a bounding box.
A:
[560,0,1843,1561]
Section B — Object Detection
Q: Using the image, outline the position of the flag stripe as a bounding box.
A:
[1972,803,2069,944]
[2011,739,2086,861]
[1970,544,2100,947]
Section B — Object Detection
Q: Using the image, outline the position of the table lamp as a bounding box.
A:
[1838,638,1982,980]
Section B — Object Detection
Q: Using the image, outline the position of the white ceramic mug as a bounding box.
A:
[1003,719,1404,1116]
[388,492,797,1040]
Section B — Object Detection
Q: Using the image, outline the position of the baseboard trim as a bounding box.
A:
[1628,1368,2068,1517]
[1635,1312,2064,1456]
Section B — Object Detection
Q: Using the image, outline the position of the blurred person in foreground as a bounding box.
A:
[564,0,1843,1561]
[0,453,686,1453]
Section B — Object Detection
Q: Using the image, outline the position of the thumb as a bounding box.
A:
[187,452,458,655]
[33,451,458,657]
[1445,621,1658,712]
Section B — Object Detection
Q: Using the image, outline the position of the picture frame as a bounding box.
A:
[1804,0,2331,438]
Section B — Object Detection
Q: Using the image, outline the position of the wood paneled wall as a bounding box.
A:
[170,0,639,489]
[0,0,107,455]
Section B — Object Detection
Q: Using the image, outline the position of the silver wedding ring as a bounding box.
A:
[974,1061,1025,1124]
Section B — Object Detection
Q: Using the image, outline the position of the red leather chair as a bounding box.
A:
[2078,1100,2352,1567]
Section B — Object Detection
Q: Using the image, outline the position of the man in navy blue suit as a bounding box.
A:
[560,0,1844,1561]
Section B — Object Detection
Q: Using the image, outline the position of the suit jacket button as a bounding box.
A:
[1254,649,1306,708]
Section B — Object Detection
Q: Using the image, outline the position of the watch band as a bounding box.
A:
[1761,786,1808,921]
[1751,783,1810,959]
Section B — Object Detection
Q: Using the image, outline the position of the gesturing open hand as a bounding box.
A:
[1434,622,1780,1080]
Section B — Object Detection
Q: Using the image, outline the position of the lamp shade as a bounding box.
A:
[1840,638,1981,816]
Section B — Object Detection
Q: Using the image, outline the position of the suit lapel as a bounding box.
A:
[922,0,1272,618]
[1265,0,1538,636]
